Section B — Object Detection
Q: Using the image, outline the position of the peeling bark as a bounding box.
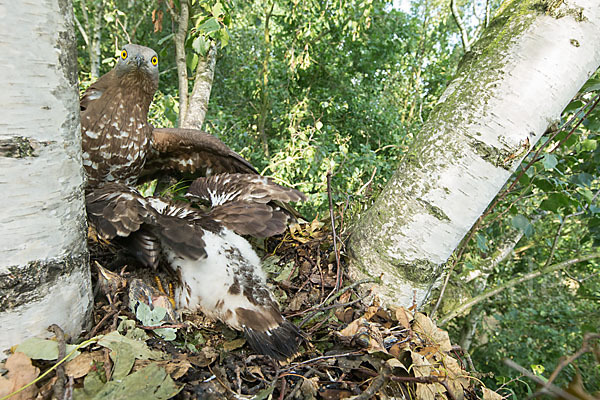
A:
[347,0,600,308]
[0,0,92,353]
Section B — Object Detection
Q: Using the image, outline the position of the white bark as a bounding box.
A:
[348,0,600,307]
[182,43,217,130]
[0,0,92,353]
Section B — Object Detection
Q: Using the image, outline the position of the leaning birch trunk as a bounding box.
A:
[347,0,600,307]
[0,0,92,353]
[182,44,217,130]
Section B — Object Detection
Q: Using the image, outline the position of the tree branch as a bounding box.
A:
[174,0,190,127]
[74,14,89,46]
[450,0,470,52]
[182,42,217,129]
[439,253,600,325]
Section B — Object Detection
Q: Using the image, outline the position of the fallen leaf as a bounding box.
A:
[97,331,165,380]
[394,306,413,330]
[0,352,40,400]
[482,387,503,400]
[65,351,105,379]
[134,358,191,380]
[223,338,246,351]
[15,337,81,361]
[74,362,180,400]
[413,313,452,352]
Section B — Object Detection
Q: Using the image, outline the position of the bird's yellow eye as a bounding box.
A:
[151,56,158,66]
[120,49,128,60]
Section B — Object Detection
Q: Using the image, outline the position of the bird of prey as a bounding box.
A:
[80,44,257,187]
[80,44,306,359]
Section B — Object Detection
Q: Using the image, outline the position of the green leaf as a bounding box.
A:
[563,100,584,113]
[98,331,165,361]
[580,139,597,151]
[570,172,594,188]
[197,17,220,35]
[135,302,167,327]
[532,177,554,191]
[16,337,82,361]
[541,153,558,170]
[540,193,571,212]
[187,52,199,72]
[475,233,489,252]
[154,328,177,341]
[157,33,174,46]
[582,78,600,92]
[74,363,181,400]
[192,36,210,56]
[511,215,534,237]
[212,1,224,17]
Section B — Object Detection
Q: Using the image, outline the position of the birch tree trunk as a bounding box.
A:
[347,0,600,308]
[0,0,92,353]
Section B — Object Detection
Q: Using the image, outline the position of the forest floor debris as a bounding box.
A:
[1,218,500,400]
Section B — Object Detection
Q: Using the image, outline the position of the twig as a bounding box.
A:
[503,359,579,400]
[86,309,118,339]
[353,363,390,399]
[49,325,66,400]
[114,16,131,44]
[450,0,470,52]
[280,351,364,373]
[326,170,342,292]
[290,278,375,322]
[138,323,186,330]
[545,333,600,387]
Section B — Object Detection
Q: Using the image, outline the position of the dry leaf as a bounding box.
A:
[223,338,246,351]
[482,387,503,400]
[65,351,104,379]
[413,313,452,352]
[0,352,40,400]
[394,306,413,330]
[135,358,191,380]
[411,350,445,400]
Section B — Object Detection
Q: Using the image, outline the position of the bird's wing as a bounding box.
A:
[86,183,210,267]
[141,128,258,181]
[80,70,115,112]
[186,173,306,237]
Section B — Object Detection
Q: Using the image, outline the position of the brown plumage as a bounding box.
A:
[142,128,259,181]
[81,44,158,187]
[186,173,306,237]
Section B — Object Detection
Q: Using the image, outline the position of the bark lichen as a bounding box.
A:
[0,252,89,311]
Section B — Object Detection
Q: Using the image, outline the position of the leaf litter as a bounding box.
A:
[1,217,499,399]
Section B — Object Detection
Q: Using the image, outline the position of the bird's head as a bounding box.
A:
[115,44,159,94]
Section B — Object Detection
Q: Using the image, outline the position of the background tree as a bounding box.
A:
[0,0,92,354]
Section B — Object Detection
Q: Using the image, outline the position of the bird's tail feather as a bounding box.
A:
[243,318,305,361]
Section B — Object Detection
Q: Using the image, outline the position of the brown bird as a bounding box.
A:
[80,44,258,188]
[81,44,307,359]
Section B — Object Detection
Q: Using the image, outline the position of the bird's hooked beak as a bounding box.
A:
[134,55,144,68]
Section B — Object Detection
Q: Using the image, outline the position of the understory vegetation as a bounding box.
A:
[71,0,600,397]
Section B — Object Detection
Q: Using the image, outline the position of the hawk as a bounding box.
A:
[80,44,257,187]
[81,44,307,359]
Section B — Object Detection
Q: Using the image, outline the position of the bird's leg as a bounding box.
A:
[154,276,176,308]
